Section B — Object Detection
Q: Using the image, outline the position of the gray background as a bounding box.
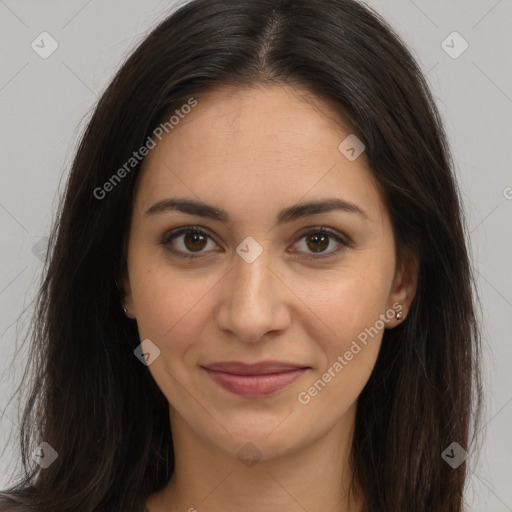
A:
[1,1,511,510]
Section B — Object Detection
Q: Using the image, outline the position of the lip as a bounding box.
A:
[201,361,310,398]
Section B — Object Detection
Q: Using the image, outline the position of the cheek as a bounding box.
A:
[129,267,215,404]
[129,261,217,353]
[304,262,393,354]
[295,268,391,418]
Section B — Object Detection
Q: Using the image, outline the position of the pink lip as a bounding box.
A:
[201,361,310,398]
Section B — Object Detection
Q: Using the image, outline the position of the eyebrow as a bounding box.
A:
[144,197,367,224]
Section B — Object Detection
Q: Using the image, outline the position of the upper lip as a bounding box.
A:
[202,361,310,375]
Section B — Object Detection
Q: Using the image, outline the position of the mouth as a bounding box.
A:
[200,361,311,398]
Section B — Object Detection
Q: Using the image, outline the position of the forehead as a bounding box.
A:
[134,84,386,224]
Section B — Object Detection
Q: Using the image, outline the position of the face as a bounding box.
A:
[121,84,416,461]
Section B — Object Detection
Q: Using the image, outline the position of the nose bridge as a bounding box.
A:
[233,244,272,302]
[217,239,289,342]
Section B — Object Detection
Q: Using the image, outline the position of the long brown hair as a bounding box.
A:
[0,0,482,510]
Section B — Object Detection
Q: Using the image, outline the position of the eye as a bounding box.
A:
[289,227,350,259]
[161,225,350,260]
[161,226,219,259]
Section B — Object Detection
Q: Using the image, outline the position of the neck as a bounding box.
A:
[148,403,364,512]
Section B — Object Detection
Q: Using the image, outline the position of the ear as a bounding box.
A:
[118,271,136,319]
[386,248,419,328]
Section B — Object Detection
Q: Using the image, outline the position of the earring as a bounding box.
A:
[396,309,403,320]
[114,276,128,315]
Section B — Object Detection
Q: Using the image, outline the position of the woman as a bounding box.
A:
[0,0,482,510]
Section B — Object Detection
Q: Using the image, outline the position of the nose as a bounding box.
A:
[214,246,291,344]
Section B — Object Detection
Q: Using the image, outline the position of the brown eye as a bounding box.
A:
[162,227,219,259]
[182,232,208,252]
[291,227,349,259]
[305,232,330,253]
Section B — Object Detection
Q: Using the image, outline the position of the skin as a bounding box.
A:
[121,84,418,512]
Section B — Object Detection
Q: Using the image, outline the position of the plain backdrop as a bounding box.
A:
[1,1,511,510]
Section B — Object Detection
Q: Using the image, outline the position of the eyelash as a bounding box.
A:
[160,225,351,261]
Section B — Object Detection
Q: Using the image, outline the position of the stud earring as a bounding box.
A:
[396,309,403,320]
[114,276,129,316]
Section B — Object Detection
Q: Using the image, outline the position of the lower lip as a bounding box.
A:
[203,368,308,398]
